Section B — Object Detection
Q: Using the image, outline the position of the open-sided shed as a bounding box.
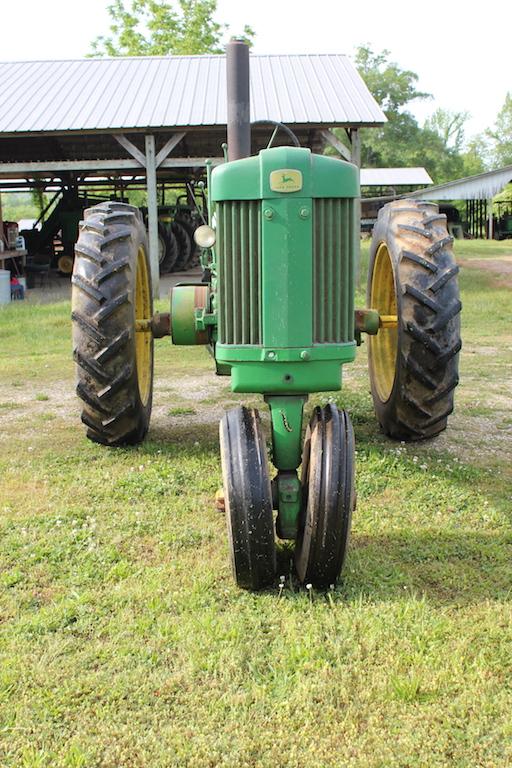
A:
[404,165,512,238]
[0,52,385,290]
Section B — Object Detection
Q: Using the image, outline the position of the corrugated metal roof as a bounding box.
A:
[0,54,385,135]
[404,165,512,200]
[360,167,433,186]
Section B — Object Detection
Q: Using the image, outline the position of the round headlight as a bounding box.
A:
[194,225,216,249]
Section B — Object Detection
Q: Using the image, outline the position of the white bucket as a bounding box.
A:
[0,270,11,306]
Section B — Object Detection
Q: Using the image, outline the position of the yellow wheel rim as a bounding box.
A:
[58,255,74,274]
[369,242,398,402]
[135,246,152,406]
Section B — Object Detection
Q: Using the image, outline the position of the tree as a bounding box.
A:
[350,45,431,170]
[460,136,487,177]
[90,0,254,57]
[349,45,485,184]
[486,93,512,167]
[355,45,430,115]
[424,108,468,154]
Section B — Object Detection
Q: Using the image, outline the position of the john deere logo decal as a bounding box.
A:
[270,169,303,193]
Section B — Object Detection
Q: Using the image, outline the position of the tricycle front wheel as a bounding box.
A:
[220,407,276,590]
[295,404,355,588]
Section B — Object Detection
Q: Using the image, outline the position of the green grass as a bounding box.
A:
[168,406,197,416]
[449,238,512,260]
[0,241,511,767]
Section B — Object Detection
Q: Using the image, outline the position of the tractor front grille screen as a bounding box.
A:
[217,201,261,345]
[313,198,355,344]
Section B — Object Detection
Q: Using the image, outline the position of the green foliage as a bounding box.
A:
[355,45,430,114]
[90,0,254,57]
[353,45,430,170]
[461,136,487,176]
[424,108,468,154]
[0,193,41,223]
[486,92,512,167]
[494,182,512,204]
[351,46,487,185]
[30,188,46,217]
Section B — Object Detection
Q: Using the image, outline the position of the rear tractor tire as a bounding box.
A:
[368,200,461,440]
[172,220,192,271]
[158,223,179,274]
[71,201,154,446]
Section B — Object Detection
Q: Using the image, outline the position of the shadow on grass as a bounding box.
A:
[138,405,510,609]
[273,529,512,607]
[344,529,512,606]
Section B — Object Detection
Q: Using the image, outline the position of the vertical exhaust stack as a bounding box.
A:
[226,38,251,161]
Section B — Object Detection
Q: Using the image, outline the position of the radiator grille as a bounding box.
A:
[217,201,261,345]
[313,198,354,343]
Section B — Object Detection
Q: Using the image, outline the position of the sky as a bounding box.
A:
[1,0,510,142]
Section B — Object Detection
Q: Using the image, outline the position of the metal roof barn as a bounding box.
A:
[0,54,385,136]
[360,167,433,187]
[400,164,512,240]
[0,51,385,294]
[403,165,512,201]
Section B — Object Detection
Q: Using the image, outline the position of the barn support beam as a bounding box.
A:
[0,158,223,178]
[349,128,362,285]
[155,132,186,167]
[0,190,6,248]
[113,131,187,171]
[320,129,352,162]
[487,198,493,240]
[113,134,146,167]
[349,128,361,167]
[145,134,160,299]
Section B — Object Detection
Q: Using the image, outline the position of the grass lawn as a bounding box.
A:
[0,240,511,767]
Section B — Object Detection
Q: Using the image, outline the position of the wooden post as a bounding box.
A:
[349,128,361,168]
[350,128,362,288]
[145,134,160,300]
[0,190,6,249]
[487,198,493,240]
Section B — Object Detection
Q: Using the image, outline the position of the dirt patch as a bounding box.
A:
[434,409,512,464]
[459,256,512,288]
[0,368,232,444]
[0,377,78,431]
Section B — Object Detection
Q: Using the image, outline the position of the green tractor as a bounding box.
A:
[71,41,461,590]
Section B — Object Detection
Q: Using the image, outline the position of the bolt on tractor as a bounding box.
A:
[71,40,461,590]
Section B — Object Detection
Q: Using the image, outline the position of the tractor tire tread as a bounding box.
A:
[71,311,105,345]
[95,257,130,284]
[220,407,276,590]
[368,199,461,440]
[94,291,130,324]
[158,223,179,273]
[401,249,438,272]
[94,329,130,364]
[71,274,105,303]
[72,201,153,446]
[74,242,104,265]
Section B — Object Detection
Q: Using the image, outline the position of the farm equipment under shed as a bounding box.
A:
[21,189,94,278]
[143,194,205,273]
[492,201,512,239]
[22,188,204,280]
[71,40,461,590]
